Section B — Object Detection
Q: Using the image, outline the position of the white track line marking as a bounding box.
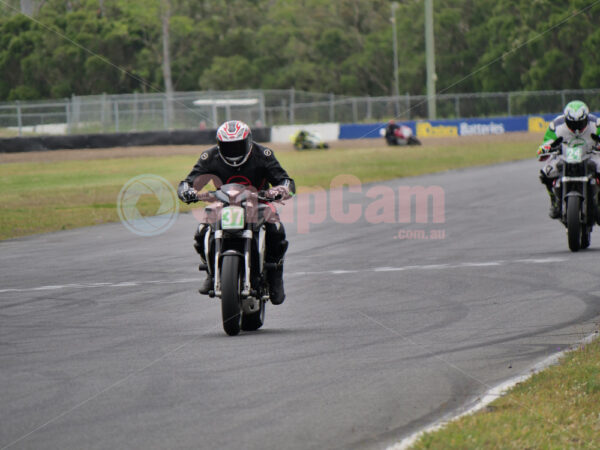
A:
[388,331,599,450]
[289,258,565,277]
[0,258,566,294]
[0,278,199,294]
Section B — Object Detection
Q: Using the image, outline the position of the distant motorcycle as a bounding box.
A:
[540,135,600,251]
[292,130,330,150]
[385,124,421,146]
[198,184,283,335]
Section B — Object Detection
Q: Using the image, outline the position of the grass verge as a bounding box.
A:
[0,128,24,138]
[409,335,600,449]
[0,135,536,240]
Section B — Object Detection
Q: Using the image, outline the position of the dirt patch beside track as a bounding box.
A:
[0,132,543,164]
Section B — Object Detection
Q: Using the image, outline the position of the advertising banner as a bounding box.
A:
[338,113,571,140]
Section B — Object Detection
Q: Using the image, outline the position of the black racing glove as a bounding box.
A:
[177,181,197,203]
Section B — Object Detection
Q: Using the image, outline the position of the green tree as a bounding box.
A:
[1,0,599,102]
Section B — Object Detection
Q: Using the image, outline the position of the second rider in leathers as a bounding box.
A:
[537,100,600,219]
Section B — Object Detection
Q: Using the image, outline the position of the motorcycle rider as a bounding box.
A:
[177,120,295,305]
[384,120,400,145]
[537,100,600,218]
[294,130,309,149]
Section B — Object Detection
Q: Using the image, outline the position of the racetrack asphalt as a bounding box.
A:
[2,158,599,450]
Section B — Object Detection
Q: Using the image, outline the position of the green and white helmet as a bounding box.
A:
[563,100,589,133]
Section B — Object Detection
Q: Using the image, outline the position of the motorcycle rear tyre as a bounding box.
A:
[221,255,243,336]
[581,226,591,249]
[241,301,266,331]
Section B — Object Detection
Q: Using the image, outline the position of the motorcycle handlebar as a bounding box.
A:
[197,189,282,203]
[257,190,283,202]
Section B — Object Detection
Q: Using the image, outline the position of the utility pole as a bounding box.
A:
[20,0,35,15]
[391,2,400,116]
[161,0,174,129]
[425,0,436,119]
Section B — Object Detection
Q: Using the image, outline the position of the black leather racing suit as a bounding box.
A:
[178,142,295,269]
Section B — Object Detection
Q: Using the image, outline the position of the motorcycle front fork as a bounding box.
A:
[555,183,600,223]
[213,230,253,298]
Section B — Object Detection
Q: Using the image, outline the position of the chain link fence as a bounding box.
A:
[1,88,600,136]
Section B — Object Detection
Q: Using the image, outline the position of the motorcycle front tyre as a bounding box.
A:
[567,197,582,252]
[221,255,243,336]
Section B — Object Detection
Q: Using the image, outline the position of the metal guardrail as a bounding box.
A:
[1,88,599,136]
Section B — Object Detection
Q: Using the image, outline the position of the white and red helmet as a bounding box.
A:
[216,120,253,167]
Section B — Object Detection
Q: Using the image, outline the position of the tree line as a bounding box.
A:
[0,0,599,102]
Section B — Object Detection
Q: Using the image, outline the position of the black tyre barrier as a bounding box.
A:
[0,128,272,153]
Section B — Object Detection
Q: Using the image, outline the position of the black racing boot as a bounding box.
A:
[267,265,285,305]
[540,172,559,219]
[548,194,560,219]
[198,275,213,295]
